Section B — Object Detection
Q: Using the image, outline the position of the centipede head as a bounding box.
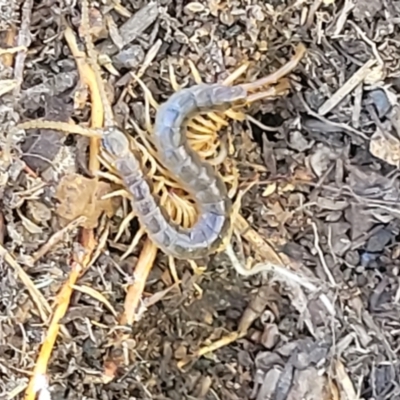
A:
[211,85,248,109]
[101,126,130,157]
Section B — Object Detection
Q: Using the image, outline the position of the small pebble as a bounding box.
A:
[367,89,391,118]
[366,229,392,253]
[112,45,145,69]
[260,324,279,349]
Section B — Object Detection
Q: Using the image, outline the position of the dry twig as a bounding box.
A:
[23,14,106,400]
[24,231,97,400]
[318,59,377,116]
[13,0,33,97]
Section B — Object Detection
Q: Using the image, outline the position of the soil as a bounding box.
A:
[1,0,400,399]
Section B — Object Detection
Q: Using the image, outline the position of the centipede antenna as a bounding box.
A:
[245,80,291,104]
[239,43,306,92]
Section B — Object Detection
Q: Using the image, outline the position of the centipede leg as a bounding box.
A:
[245,79,292,104]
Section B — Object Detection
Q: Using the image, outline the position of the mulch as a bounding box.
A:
[1,0,400,399]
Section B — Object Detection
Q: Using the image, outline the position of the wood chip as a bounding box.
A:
[370,128,400,167]
[97,2,159,56]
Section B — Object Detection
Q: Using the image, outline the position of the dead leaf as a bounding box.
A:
[334,359,358,400]
[370,128,400,167]
[286,368,333,400]
[71,284,118,317]
[26,200,52,225]
[17,209,43,234]
[0,79,18,97]
[280,182,295,193]
[308,144,342,177]
[293,166,315,182]
[268,201,292,229]
[55,173,121,229]
[106,14,125,50]
[184,2,206,13]
[262,182,276,197]
[364,64,385,85]
[86,5,108,40]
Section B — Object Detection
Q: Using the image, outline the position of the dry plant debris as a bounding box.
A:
[1,0,400,399]
[55,173,120,230]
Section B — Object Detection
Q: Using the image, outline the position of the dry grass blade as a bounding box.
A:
[32,216,87,262]
[0,244,51,321]
[71,284,118,318]
[0,24,18,67]
[0,45,27,55]
[80,0,114,126]
[120,238,158,325]
[318,59,377,116]
[178,332,243,369]
[0,79,19,97]
[64,23,104,171]
[13,0,33,96]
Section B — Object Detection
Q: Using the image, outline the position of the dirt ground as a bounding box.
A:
[1,0,400,399]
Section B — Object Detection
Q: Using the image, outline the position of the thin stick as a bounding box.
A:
[24,266,80,400]
[178,332,243,369]
[318,59,376,116]
[225,244,336,317]
[23,231,96,400]
[120,238,158,325]
[311,221,336,286]
[0,46,27,56]
[65,24,104,172]
[0,26,18,67]
[24,13,107,399]
[32,216,87,262]
[297,91,369,141]
[348,20,384,66]
[13,0,33,97]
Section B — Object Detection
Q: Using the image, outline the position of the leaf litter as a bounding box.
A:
[1,0,400,399]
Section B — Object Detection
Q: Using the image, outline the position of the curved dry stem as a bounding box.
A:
[121,227,146,260]
[169,62,182,91]
[168,255,179,283]
[187,60,203,84]
[114,210,136,242]
[223,62,250,86]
